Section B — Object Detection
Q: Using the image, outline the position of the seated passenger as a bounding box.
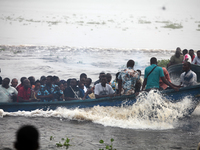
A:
[192,50,200,65]
[85,78,92,90]
[94,72,105,85]
[94,75,116,99]
[28,76,35,89]
[16,77,27,91]
[118,60,140,95]
[167,47,183,67]
[189,49,195,62]
[31,80,41,101]
[180,62,197,87]
[111,72,120,94]
[0,78,18,102]
[11,78,18,89]
[64,78,84,100]
[56,82,64,101]
[40,76,46,85]
[106,73,112,85]
[18,79,31,102]
[183,49,192,63]
[52,76,60,85]
[37,76,63,102]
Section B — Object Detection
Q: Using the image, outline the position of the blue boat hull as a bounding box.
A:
[0,85,200,115]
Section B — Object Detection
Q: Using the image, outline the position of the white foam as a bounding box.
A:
[2,91,195,130]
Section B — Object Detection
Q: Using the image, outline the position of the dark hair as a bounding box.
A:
[4,77,10,84]
[15,125,39,150]
[80,73,87,79]
[35,80,41,85]
[197,50,200,54]
[127,60,135,68]
[52,76,59,81]
[70,78,77,84]
[182,49,188,55]
[47,75,53,81]
[189,49,194,52]
[87,78,92,84]
[101,74,107,79]
[20,77,27,85]
[150,57,157,64]
[137,69,141,75]
[185,62,191,68]
[66,79,71,87]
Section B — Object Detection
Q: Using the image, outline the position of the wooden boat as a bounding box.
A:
[167,63,200,82]
[0,84,200,115]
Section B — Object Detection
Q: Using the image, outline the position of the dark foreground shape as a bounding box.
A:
[167,63,200,82]
[0,85,200,115]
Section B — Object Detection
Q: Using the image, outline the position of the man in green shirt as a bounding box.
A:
[167,47,183,67]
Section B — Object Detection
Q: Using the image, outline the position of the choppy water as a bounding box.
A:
[1,0,200,149]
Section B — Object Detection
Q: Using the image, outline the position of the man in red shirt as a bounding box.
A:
[18,79,31,102]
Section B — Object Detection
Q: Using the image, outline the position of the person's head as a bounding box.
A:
[136,69,141,76]
[34,80,41,91]
[127,60,135,68]
[28,76,35,86]
[78,81,84,89]
[11,78,18,88]
[197,50,200,59]
[182,49,188,55]
[20,77,27,86]
[100,74,107,86]
[99,72,105,80]
[52,76,60,84]
[0,76,2,85]
[189,49,194,56]
[175,47,181,58]
[70,78,77,88]
[66,79,71,88]
[14,125,39,150]
[2,78,10,88]
[80,73,87,80]
[150,57,157,65]
[106,73,112,83]
[80,77,86,85]
[23,79,31,89]
[85,78,92,87]
[57,82,64,91]
[46,76,53,86]
[40,76,46,85]
[115,72,120,82]
[182,62,191,72]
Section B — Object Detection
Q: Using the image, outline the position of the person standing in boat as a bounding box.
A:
[180,62,197,87]
[37,75,63,102]
[182,49,192,63]
[0,77,18,102]
[118,60,141,95]
[167,47,183,67]
[64,78,84,100]
[192,50,200,65]
[142,57,179,92]
[94,75,117,99]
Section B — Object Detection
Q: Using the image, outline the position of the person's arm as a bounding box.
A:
[160,77,179,91]
[141,78,147,91]
[118,79,122,95]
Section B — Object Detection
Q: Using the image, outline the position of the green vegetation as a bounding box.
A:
[155,21,171,24]
[157,59,170,67]
[138,19,151,24]
[162,23,183,29]
[99,138,116,150]
[50,136,72,149]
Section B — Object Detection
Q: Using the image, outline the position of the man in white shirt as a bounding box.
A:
[94,75,117,99]
[0,78,18,102]
[180,62,197,87]
[192,50,200,66]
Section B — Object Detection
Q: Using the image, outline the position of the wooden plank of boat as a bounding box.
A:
[0,85,200,114]
[167,63,200,82]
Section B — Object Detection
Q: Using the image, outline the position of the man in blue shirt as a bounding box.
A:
[142,57,179,91]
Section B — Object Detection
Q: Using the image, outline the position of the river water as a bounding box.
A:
[0,0,200,149]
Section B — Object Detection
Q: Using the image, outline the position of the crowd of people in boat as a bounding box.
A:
[0,47,199,103]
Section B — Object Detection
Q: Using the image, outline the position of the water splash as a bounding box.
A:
[1,90,195,130]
